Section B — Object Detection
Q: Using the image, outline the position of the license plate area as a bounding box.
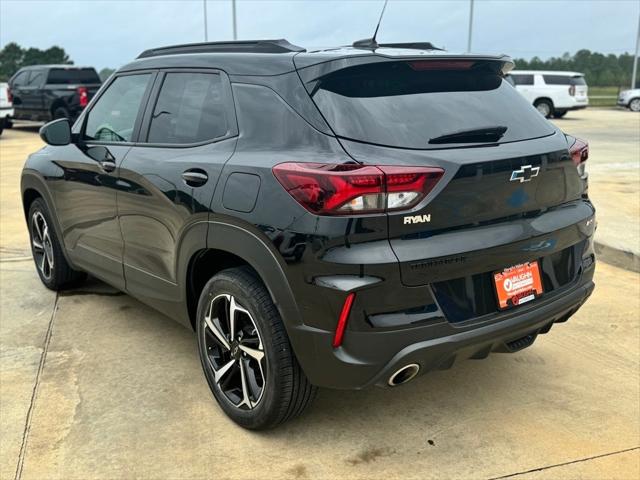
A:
[493,261,543,310]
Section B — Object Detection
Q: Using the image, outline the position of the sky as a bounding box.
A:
[1,0,638,71]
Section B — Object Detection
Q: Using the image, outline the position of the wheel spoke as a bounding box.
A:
[32,215,43,242]
[204,313,230,350]
[32,238,44,251]
[213,358,236,384]
[239,344,264,362]
[237,359,253,409]
[40,253,47,273]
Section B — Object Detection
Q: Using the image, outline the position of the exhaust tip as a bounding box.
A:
[388,363,420,386]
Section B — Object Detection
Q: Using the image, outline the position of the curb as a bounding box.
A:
[594,242,640,273]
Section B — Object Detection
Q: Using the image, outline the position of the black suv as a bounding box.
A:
[9,65,101,122]
[21,40,596,429]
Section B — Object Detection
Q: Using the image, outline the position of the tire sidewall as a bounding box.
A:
[196,271,291,429]
[28,199,59,289]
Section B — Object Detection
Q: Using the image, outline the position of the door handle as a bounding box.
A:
[182,169,208,187]
[99,160,116,173]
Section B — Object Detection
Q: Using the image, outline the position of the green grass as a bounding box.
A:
[589,86,622,107]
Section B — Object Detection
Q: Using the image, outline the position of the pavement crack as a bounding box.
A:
[13,292,60,480]
[487,446,640,480]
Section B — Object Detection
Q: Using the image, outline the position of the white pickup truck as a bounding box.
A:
[0,82,14,136]
[506,70,589,118]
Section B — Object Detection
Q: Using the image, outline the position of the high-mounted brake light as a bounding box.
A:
[569,137,588,178]
[408,60,475,71]
[77,87,88,108]
[332,292,355,348]
[272,163,444,215]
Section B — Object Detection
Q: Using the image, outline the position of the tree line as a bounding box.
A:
[513,50,638,88]
[0,42,637,87]
[0,42,113,82]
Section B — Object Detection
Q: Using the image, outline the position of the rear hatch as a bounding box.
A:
[297,54,593,315]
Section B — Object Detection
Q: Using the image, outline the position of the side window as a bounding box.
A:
[147,72,228,144]
[511,74,534,86]
[543,75,570,85]
[27,70,44,86]
[11,71,29,87]
[84,74,151,143]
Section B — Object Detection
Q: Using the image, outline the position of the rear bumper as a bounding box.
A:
[0,107,13,119]
[292,269,594,389]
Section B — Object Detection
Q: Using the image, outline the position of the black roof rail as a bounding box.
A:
[137,39,305,58]
[378,42,443,51]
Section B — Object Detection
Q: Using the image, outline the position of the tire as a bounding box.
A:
[196,266,317,430]
[0,121,3,136]
[553,109,568,118]
[629,98,640,112]
[52,106,70,120]
[28,198,86,290]
[534,99,554,118]
[5,118,12,129]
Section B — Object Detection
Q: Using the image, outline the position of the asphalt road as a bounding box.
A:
[1,109,639,480]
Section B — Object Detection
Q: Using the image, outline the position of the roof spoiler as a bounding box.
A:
[137,39,305,59]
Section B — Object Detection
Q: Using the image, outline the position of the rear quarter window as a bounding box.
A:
[310,61,554,149]
[542,75,586,86]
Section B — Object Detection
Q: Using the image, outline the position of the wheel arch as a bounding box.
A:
[534,97,554,107]
[184,221,303,337]
[21,172,77,269]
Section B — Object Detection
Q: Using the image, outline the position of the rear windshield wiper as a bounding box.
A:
[428,126,508,144]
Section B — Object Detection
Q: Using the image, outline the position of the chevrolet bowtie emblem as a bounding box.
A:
[510,165,540,183]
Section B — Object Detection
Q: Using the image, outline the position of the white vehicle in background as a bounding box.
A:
[506,70,589,118]
[617,88,640,112]
[0,82,13,136]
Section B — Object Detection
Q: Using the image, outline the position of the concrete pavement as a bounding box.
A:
[1,111,639,479]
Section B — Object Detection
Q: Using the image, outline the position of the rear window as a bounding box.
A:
[47,68,101,85]
[542,75,586,86]
[310,62,554,149]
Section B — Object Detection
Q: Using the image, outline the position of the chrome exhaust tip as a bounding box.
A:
[387,363,420,387]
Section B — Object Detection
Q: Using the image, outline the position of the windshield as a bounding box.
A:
[310,62,554,149]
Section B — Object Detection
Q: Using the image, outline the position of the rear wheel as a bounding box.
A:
[534,99,554,118]
[553,109,567,118]
[629,98,640,112]
[28,199,86,290]
[196,266,316,430]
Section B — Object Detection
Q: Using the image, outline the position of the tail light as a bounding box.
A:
[77,87,88,107]
[6,87,12,104]
[569,137,588,178]
[272,163,444,215]
[569,85,576,96]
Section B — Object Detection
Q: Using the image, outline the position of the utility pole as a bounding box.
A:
[232,0,237,40]
[632,13,639,89]
[467,0,474,53]
[203,0,208,42]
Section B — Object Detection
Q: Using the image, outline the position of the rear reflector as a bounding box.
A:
[332,292,356,348]
[273,163,444,215]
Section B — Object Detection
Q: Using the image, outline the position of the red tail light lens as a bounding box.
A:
[77,87,88,107]
[6,87,12,104]
[569,85,576,96]
[569,137,588,178]
[272,163,444,215]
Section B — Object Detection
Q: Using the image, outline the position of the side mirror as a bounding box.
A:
[39,118,72,146]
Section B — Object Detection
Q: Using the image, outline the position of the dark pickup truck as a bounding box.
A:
[8,65,101,122]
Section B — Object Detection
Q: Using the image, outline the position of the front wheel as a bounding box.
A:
[553,109,567,118]
[629,98,640,112]
[28,199,86,290]
[196,266,317,429]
